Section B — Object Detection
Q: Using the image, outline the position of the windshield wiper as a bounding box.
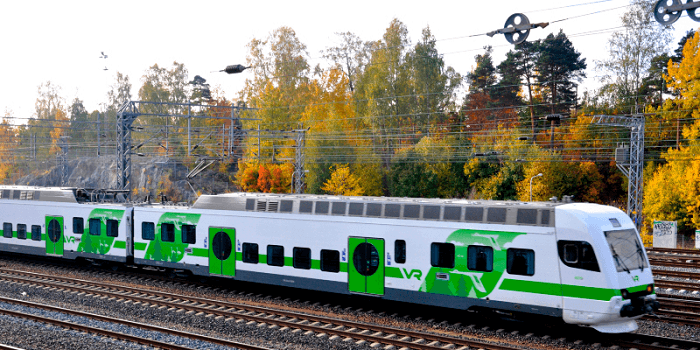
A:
[610,244,631,274]
[635,244,646,272]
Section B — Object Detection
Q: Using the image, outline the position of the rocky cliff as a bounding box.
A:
[15,156,237,203]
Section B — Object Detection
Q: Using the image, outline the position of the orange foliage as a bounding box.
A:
[237,162,292,193]
[257,165,271,192]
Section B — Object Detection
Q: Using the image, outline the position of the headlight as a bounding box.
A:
[621,289,629,299]
[647,284,654,293]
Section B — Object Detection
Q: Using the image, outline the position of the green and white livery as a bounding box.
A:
[0,186,658,333]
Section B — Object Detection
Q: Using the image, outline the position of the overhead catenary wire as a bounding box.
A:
[2,3,696,171]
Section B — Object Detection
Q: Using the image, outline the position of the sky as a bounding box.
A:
[0,0,698,123]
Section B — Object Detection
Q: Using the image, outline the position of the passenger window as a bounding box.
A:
[181,224,196,244]
[73,217,84,234]
[242,243,259,263]
[293,247,311,269]
[395,240,406,264]
[468,245,493,272]
[161,223,175,242]
[89,218,101,236]
[3,223,12,238]
[106,219,119,237]
[430,243,455,268]
[299,201,313,213]
[557,240,600,272]
[267,245,285,267]
[320,249,340,272]
[17,224,26,240]
[507,249,535,276]
[31,225,41,241]
[142,222,155,241]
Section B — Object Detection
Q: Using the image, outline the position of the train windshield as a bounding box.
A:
[604,229,648,273]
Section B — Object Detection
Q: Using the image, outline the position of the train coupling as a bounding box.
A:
[620,296,660,317]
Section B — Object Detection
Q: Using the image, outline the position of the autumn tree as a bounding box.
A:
[67,98,90,151]
[408,27,461,132]
[136,62,190,156]
[27,81,66,159]
[49,109,69,155]
[354,19,412,169]
[323,32,372,92]
[0,115,17,183]
[462,47,500,135]
[644,31,700,236]
[322,164,364,196]
[389,135,468,198]
[596,0,671,111]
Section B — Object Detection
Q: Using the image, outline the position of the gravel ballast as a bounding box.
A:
[0,257,698,350]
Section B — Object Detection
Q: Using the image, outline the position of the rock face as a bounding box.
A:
[15,156,237,203]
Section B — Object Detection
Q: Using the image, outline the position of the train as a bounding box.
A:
[0,185,658,333]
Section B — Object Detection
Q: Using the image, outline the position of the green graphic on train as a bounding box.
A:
[420,229,525,298]
[77,208,125,254]
[144,212,202,262]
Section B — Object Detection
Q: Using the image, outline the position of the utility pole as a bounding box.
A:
[292,126,307,194]
[591,114,645,230]
[257,124,261,164]
[546,114,561,149]
[58,136,69,186]
[97,111,101,157]
[187,103,191,157]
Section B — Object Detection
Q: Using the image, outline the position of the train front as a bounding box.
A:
[556,203,658,333]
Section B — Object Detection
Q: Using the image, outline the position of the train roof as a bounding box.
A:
[192,192,563,227]
[0,185,78,203]
[0,185,130,204]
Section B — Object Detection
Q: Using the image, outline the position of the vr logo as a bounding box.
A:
[402,268,422,281]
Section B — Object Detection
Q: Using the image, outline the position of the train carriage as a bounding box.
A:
[0,185,658,333]
[0,186,132,263]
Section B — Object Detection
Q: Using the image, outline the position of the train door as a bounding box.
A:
[45,216,64,256]
[209,227,235,277]
[348,237,384,295]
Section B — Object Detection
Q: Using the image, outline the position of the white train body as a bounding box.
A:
[0,186,658,333]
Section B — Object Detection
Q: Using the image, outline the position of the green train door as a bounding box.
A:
[348,237,384,295]
[45,216,64,256]
[209,227,235,277]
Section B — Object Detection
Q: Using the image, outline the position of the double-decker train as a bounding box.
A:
[0,185,658,333]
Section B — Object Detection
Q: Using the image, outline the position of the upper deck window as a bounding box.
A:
[604,229,648,273]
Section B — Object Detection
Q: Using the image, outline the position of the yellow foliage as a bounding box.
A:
[644,32,700,235]
[49,109,69,155]
[321,165,364,196]
[0,121,17,183]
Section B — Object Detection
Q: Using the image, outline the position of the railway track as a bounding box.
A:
[2,264,700,350]
[613,333,700,350]
[649,256,700,268]
[0,268,528,350]
[647,247,700,257]
[654,269,700,280]
[647,295,700,327]
[654,279,700,292]
[0,298,252,350]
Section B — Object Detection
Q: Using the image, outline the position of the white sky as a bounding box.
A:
[0,0,697,122]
